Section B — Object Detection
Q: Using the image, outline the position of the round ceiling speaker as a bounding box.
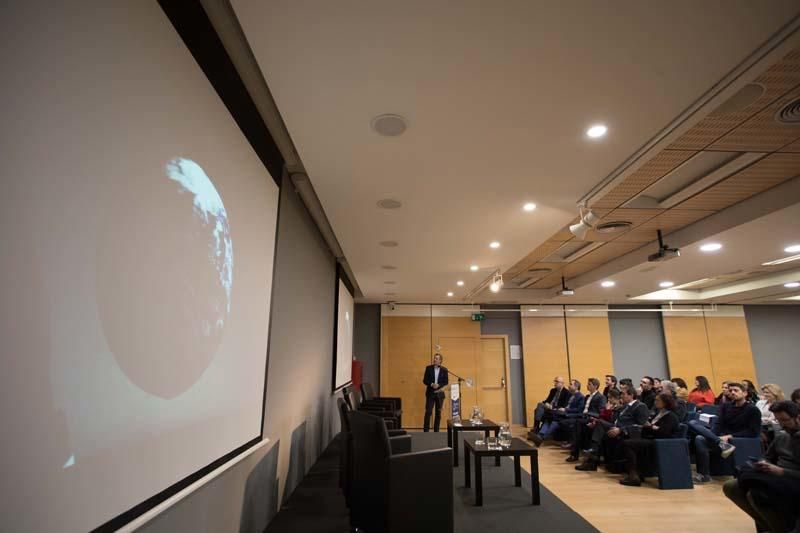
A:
[377,198,402,209]
[775,97,800,124]
[595,221,633,234]
[371,114,408,136]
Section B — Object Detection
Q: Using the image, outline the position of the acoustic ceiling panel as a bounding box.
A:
[709,86,800,151]
[505,239,570,278]
[669,48,800,150]
[591,150,697,209]
[675,152,800,210]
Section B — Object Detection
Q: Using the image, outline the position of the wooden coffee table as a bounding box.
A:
[463,437,540,506]
[446,419,501,467]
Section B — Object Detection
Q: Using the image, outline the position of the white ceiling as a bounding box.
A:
[232,0,800,303]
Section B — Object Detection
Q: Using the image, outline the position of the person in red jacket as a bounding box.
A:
[688,375,716,407]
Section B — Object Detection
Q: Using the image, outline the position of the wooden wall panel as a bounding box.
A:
[521,317,569,422]
[705,315,758,392]
[565,316,615,387]
[380,316,431,428]
[662,315,715,387]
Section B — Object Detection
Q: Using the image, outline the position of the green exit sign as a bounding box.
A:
[471,313,485,322]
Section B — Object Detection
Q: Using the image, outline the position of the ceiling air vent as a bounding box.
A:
[595,221,632,234]
[775,98,800,124]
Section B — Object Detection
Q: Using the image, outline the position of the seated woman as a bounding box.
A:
[757,383,784,446]
[688,375,715,407]
[619,392,681,486]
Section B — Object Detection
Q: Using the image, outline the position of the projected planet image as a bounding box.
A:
[96,158,233,399]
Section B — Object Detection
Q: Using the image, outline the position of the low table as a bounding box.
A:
[463,437,540,506]
[446,419,501,467]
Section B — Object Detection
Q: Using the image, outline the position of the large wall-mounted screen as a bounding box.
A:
[0,2,279,531]
[334,278,355,391]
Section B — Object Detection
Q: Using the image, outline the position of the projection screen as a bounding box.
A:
[0,2,278,531]
[334,278,355,391]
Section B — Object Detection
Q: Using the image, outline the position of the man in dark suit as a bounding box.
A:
[603,375,618,398]
[529,376,570,439]
[560,378,606,452]
[576,386,650,471]
[422,353,449,432]
[639,376,657,410]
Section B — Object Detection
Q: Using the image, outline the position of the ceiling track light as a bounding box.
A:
[569,206,600,240]
[489,272,504,293]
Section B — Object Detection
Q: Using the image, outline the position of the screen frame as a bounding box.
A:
[92,2,284,531]
[332,263,356,393]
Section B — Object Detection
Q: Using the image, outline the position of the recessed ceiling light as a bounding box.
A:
[456,280,464,286]
[523,203,537,212]
[379,240,399,247]
[586,124,608,138]
[470,265,479,271]
[785,282,800,288]
[785,244,800,253]
[377,199,402,209]
[659,281,675,288]
[371,114,407,136]
[700,242,722,252]
[489,241,501,249]
[528,308,538,312]
[601,280,615,288]
[447,291,454,297]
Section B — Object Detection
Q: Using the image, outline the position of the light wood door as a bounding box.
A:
[478,337,510,423]
[437,336,479,417]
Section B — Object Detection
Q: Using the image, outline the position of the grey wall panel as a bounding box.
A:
[142,176,339,532]
[354,303,381,392]
[744,305,800,394]
[479,306,525,425]
[608,307,669,382]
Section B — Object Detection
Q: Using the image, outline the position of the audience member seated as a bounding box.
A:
[567,389,619,462]
[743,379,760,404]
[715,381,731,405]
[723,401,800,533]
[793,388,800,406]
[575,387,649,471]
[660,380,688,421]
[529,376,570,437]
[756,383,784,428]
[672,377,689,401]
[639,376,657,410]
[531,379,584,446]
[652,377,662,393]
[560,378,606,450]
[619,378,634,394]
[602,374,618,399]
[688,375,715,407]
[689,382,761,483]
[619,392,682,486]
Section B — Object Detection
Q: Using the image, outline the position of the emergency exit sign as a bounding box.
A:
[471,313,485,321]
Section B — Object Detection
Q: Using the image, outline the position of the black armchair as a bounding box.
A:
[348,410,453,533]
[361,382,403,411]
[345,389,402,429]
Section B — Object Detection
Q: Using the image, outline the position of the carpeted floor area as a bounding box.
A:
[266,431,597,533]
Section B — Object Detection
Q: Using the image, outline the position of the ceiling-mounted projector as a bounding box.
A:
[557,276,574,296]
[648,230,680,263]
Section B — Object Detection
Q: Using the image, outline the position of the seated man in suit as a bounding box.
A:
[422,353,449,432]
[528,376,570,439]
[531,379,585,446]
[639,376,657,410]
[559,378,607,449]
[576,386,650,471]
[603,374,618,398]
[567,388,619,462]
[690,381,761,483]
[723,400,800,533]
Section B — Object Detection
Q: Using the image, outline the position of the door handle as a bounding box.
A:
[501,377,506,388]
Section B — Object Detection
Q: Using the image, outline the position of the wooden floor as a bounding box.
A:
[510,425,755,533]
